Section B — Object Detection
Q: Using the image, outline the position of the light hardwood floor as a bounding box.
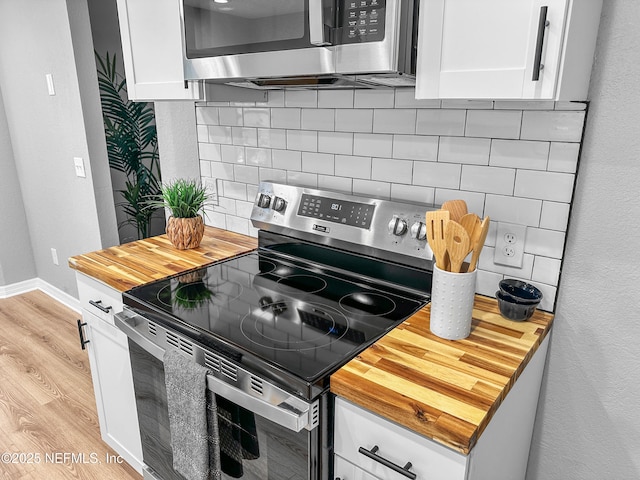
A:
[0,290,141,480]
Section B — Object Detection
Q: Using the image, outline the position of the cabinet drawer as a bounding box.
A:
[76,273,122,325]
[334,397,467,480]
[334,455,378,480]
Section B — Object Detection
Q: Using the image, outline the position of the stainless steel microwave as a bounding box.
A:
[180,0,419,89]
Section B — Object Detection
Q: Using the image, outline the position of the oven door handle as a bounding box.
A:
[115,310,318,434]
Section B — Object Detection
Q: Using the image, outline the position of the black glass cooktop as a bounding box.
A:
[123,248,429,383]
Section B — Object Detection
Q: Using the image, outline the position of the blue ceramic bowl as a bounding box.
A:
[495,290,539,321]
[499,279,543,305]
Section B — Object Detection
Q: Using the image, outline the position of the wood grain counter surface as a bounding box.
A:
[330,295,553,455]
[68,226,257,292]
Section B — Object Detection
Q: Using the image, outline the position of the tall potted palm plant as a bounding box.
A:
[95,51,162,240]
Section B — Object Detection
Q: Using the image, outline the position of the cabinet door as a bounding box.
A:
[115,0,201,101]
[334,455,380,480]
[416,0,568,99]
[83,311,143,472]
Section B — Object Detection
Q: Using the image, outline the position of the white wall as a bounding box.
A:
[527,1,640,479]
[0,0,118,297]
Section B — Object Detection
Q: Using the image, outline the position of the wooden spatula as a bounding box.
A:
[459,213,480,240]
[468,216,490,273]
[426,210,450,270]
[441,200,468,223]
[445,220,471,273]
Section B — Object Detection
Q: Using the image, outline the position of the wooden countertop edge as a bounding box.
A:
[330,295,554,455]
[68,227,258,292]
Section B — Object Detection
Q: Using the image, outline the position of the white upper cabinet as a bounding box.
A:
[115,0,202,101]
[416,0,603,100]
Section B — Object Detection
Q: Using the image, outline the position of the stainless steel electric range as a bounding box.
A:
[116,181,436,480]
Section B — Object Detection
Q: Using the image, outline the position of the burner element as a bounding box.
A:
[339,292,397,317]
[240,302,350,351]
[276,274,327,294]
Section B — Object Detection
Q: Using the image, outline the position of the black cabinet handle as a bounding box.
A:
[358,445,417,479]
[77,319,90,350]
[89,299,112,314]
[532,6,550,81]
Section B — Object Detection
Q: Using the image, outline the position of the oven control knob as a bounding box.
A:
[410,221,427,240]
[388,216,408,236]
[257,193,271,208]
[272,196,287,212]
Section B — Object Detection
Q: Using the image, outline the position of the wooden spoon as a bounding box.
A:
[441,200,468,223]
[445,220,471,273]
[468,216,490,273]
[426,210,450,270]
[459,213,480,240]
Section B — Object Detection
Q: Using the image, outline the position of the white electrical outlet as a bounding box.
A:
[73,157,86,178]
[494,222,527,268]
[51,248,59,265]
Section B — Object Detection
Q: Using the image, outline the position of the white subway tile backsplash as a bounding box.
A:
[220,145,246,164]
[393,135,438,161]
[335,155,371,179]
[525,228,566,259]
[272,149,302,171]
[318,132,353,155]
[372,109,417,134]
[461,165,516,195]
[318,175,352,192]
[490,139,549,170]
[416,109,466,136]
[540,201,570,231]
[287,171,318,187]
[258,167,287,183]
[199,143,222,162]
[209,126,233,144]
[354,89,395,108]
[353,179,391,198]
[218,107,243,126]
[234,164,259,184]
[394,89,441,109]
[196,89,587,311]
[231,127,258,147]
[196,107,219,125]
[285,90,318,107]
[391,183,435,205]
[245,147,272,167]
[353,133,393,157]
[271,108,301,129]
[439,137,491,165]
[335,109,374,133]
[485,195,542,226]
[257,128,286,149]
[521,111,585,142]
[243,108,270,128]
[413,161,461,189]
[532,256,561,286]
[515,170,575,202]
[371,158,413,184]
[286,130,318,152]
[222,180,247,200]
[318,90,354,108]
[301,152,335,175]
[465,110,522,139]
[302,109,335,131]
[548,142,580,173]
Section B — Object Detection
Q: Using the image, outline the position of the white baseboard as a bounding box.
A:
[0,278,81,313]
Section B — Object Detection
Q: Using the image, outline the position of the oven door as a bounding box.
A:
[181,0,336,80]
[117,311,324,480]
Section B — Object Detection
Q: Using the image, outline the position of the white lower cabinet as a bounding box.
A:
[76,273,143,473]
[333,335,550,480]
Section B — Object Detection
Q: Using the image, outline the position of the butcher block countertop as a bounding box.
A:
[68,226,257,292]
[330,295,553,455]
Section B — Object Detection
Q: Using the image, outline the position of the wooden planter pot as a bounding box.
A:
[166,215,205,250]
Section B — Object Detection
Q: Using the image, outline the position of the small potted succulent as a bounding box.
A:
[148,178,210,250]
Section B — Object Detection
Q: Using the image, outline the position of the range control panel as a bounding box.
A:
[251,182,436,264]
